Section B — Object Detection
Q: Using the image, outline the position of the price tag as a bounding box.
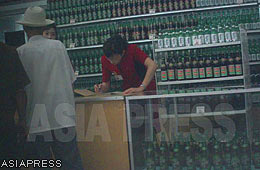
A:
[75,71,79,76]
[196,106,205,114]
[237,0,243,4]
[149,9,156,14]
[69,43,75,48]
[70,19,76,24]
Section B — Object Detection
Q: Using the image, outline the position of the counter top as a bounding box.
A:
[75,94,124,103]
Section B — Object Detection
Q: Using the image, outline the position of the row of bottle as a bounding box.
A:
[68,44,153,75]
[47,0,255,25]
[47,0,197,24]
[158,46,243,82]
[157,24,239,49]
[159,80,244,93]
[74,77,123,92]
[69,50,102,75]
[248,38,260,62]
[57,7,258,48]
[160,86,245,113]
[143,130,260,170]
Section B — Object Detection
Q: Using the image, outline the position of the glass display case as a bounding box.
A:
[125,88,260,170]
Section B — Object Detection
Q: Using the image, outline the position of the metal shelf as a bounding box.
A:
[161,110,246,118]
[66,39,152,51]
[155,41,241,52]
[56,3,257,28]
[76,73,102,78]
[249,61,260,65]
[247,30,260,34]
[126,87,260,100]
[157,76,244,85]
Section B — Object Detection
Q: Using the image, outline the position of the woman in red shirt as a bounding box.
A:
[94,35,157,95]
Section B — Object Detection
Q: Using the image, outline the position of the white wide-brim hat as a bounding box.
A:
[16,6,54,27]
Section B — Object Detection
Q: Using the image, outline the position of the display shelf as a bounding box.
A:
[76,73,102,78]
[247,29,260,34]
[249,61,260,65]
[155,41,241,52]
[56,3,257,28]
[157,76,244,86]
[160,110,246,118]
[66,39,153,51]
[126,87,260,100]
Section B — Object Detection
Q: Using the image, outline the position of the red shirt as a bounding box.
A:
[101,44,156,91]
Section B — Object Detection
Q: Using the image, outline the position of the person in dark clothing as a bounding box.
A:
[0,42,30,166]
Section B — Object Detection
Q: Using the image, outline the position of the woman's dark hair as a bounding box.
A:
[103,34,128,58]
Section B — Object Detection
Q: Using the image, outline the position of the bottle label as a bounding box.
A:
[228,65,236,75]
[177,69,185,80]
[206,67,213,77]
[225,32,232,42]
[192,68,199,78]
[198,34,204,45]
[164,38,171,48]
[204,34,211,44]
[192,35,199,46]
[185,37,192,46]
[218,33,225,43]
[221,66,228,76]
[168,69,175,80]
[185,68,192,79]
[178,37,185,47]
[214,67,221,77]
[158,39,164,49]
[161,71,168,81]
[231,31,238,42]
[235,64,242,75]
[199,68,206,78]
[211,34,218,44]
[171,37,178,48]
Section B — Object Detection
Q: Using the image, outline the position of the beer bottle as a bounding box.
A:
[235,46,243,75]
[145,143,155,170]
[198,50,206,79]
[212,140,224,170]
[230,140,243,169]
[192,51,199,79]
[220,48,228,77]
[170,142,181,169]
[223,142,232,169]
[252,130,260,169]
[167,56,176,81]
[199,143,211,170]
[205,52,213,78]
[177,52,185,80]
[228,48,236,76]
[240,134,251,170]
[183,141,196,170]
[161,58,168,82]
[159,132,168,170]
[184,51,192,80]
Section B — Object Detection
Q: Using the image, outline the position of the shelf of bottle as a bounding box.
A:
[56,3,258,28]
[66,39,153,51]
[157,76,244,86]
[155,41,241,52]
[160,109,246,118]
[76,73,102,78]
[249,61,260,65]
[247,29,260,34]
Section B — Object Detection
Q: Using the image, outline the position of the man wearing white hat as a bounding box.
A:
[16,6,84,170]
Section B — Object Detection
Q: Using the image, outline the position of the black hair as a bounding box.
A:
[103,34,128,58]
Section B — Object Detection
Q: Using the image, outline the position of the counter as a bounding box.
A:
[75,94,129,170]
